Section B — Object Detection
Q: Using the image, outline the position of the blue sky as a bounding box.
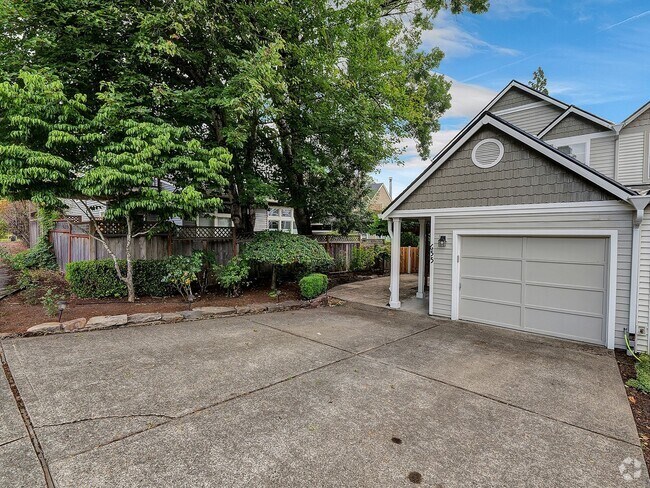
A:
[376,0,650,196]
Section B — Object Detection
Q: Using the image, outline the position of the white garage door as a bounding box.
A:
[459,236,608,345]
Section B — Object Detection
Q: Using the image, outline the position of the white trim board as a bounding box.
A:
[538,106,614,138]
[386,201,633,219]
[622,101,650,129]
[379,114,635,219]
[450,229,618,349]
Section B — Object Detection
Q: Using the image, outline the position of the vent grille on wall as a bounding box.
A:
[471,138,504,168]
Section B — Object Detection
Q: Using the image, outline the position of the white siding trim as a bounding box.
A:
[429,216,435,315]
[387,201,632,218]
[537,106,613,138]
[451,228,618,349]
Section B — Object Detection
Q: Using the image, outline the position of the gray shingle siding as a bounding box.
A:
[397,127,614,211]
[626,106,650,130]
[542,113,610,140]
[491,87,542,111]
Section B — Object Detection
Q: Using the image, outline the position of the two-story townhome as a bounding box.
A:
[381,80,650,353]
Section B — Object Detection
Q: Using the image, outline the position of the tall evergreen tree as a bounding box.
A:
[529,67,549,95]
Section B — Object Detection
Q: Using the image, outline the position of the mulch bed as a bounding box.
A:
[615,349,650,468]
[0,284,302,334]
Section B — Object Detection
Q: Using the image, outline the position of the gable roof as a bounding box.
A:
[369,182,383,193]
[621,101,650,128]
[537,106,614,138]
[485,80,569,114]
[380,112,636,218]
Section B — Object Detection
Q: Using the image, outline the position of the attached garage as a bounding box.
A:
[380,112,644,350]
[456,234,612,346]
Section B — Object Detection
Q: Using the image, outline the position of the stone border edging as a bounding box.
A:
[2,295,339,339]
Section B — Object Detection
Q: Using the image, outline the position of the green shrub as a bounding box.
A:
[628,354,650,393]
[299,273,328,299]
[242,232,333,289]
[351,246,376,272]
[41,288,66,317]
[6,240,57,271]
[20,268,69,305]
[214,256,250,297]
[163,254,203,301]
[66,259,173,298]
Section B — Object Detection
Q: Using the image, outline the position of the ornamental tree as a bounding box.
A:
[241,231,333,290]
[0,71,231,301]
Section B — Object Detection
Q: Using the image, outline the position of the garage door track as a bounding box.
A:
[1,303,646,486]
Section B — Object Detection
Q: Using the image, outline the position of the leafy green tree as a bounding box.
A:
[529,67,549,95]
[0,0,488,234]
[241,231,333,290]
[0,71,231,301]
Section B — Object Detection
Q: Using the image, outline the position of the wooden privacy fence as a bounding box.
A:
[400,246,419,274]
[48,220,362,272]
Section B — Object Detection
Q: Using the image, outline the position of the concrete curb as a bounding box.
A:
[2,294,343,340]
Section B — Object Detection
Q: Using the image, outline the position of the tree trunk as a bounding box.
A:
[125,216,136,303]
[271,265,277,291]
[293,207,313,235]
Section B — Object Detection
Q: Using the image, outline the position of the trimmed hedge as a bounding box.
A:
[299,273,328,300]
[66,259,174,298]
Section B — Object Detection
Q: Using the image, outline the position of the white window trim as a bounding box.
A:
[544,134,595,166]
[450,228,618,349]
[267,206,296,233]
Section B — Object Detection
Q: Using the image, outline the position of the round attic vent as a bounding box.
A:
[471,138,504,168]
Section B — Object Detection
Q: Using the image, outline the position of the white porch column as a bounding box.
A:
[429,216,435,316]
[389,217,402,308]
[416,218,426,299]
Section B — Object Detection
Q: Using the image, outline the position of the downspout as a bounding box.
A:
[627,195,650,338]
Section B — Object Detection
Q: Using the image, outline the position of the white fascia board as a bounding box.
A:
[538,106,614,138]
[484,80,569,113]
[387,201,632,218]
[381,114,634,219]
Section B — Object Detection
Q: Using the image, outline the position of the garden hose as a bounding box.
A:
[625,329,641,361]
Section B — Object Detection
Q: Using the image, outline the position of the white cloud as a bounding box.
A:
[445,78,497,119]
[421,12,520,58]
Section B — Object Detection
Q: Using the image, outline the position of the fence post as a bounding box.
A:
[232,226,238,257]
[167,231,173,257]
[88,221,97,260]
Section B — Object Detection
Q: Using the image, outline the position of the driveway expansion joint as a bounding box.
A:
[1,342,56,488]
[36,413,176,429]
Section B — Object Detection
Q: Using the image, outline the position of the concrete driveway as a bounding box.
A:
[1,303,647,487]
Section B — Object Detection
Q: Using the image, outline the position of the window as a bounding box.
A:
[281,221,292,231]
[268,220,279,230]
[556,142,587,164]
[268,207,280,217]
[267,206,296,233]
[217,217,231,227]
[281,208,292,217]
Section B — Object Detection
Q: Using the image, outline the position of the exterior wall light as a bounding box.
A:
[438,236,447,248]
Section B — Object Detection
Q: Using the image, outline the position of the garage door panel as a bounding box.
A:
[461,236,522,259]
[526,261,605,289]
[461,278,521,303]
[525,285,605,316]
[525,237,606,264]
[460,298,521,328]
[462,257,522,281]
[459,235,608,346]
[525,308,604,344]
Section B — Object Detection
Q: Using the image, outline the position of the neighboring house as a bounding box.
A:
[381,80,650,353]
[368,182,392,214]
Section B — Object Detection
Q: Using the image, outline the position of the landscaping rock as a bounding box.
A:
[180,310,204,321]
[27,322,61,333]
[310,294,329,308]
[127,313,162,324]
[195,306,236,316]
[235,306,252,315]
[61,318,87,332]
[86,315,128,329]
[161,312,184,323]
[247,303,269,314]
